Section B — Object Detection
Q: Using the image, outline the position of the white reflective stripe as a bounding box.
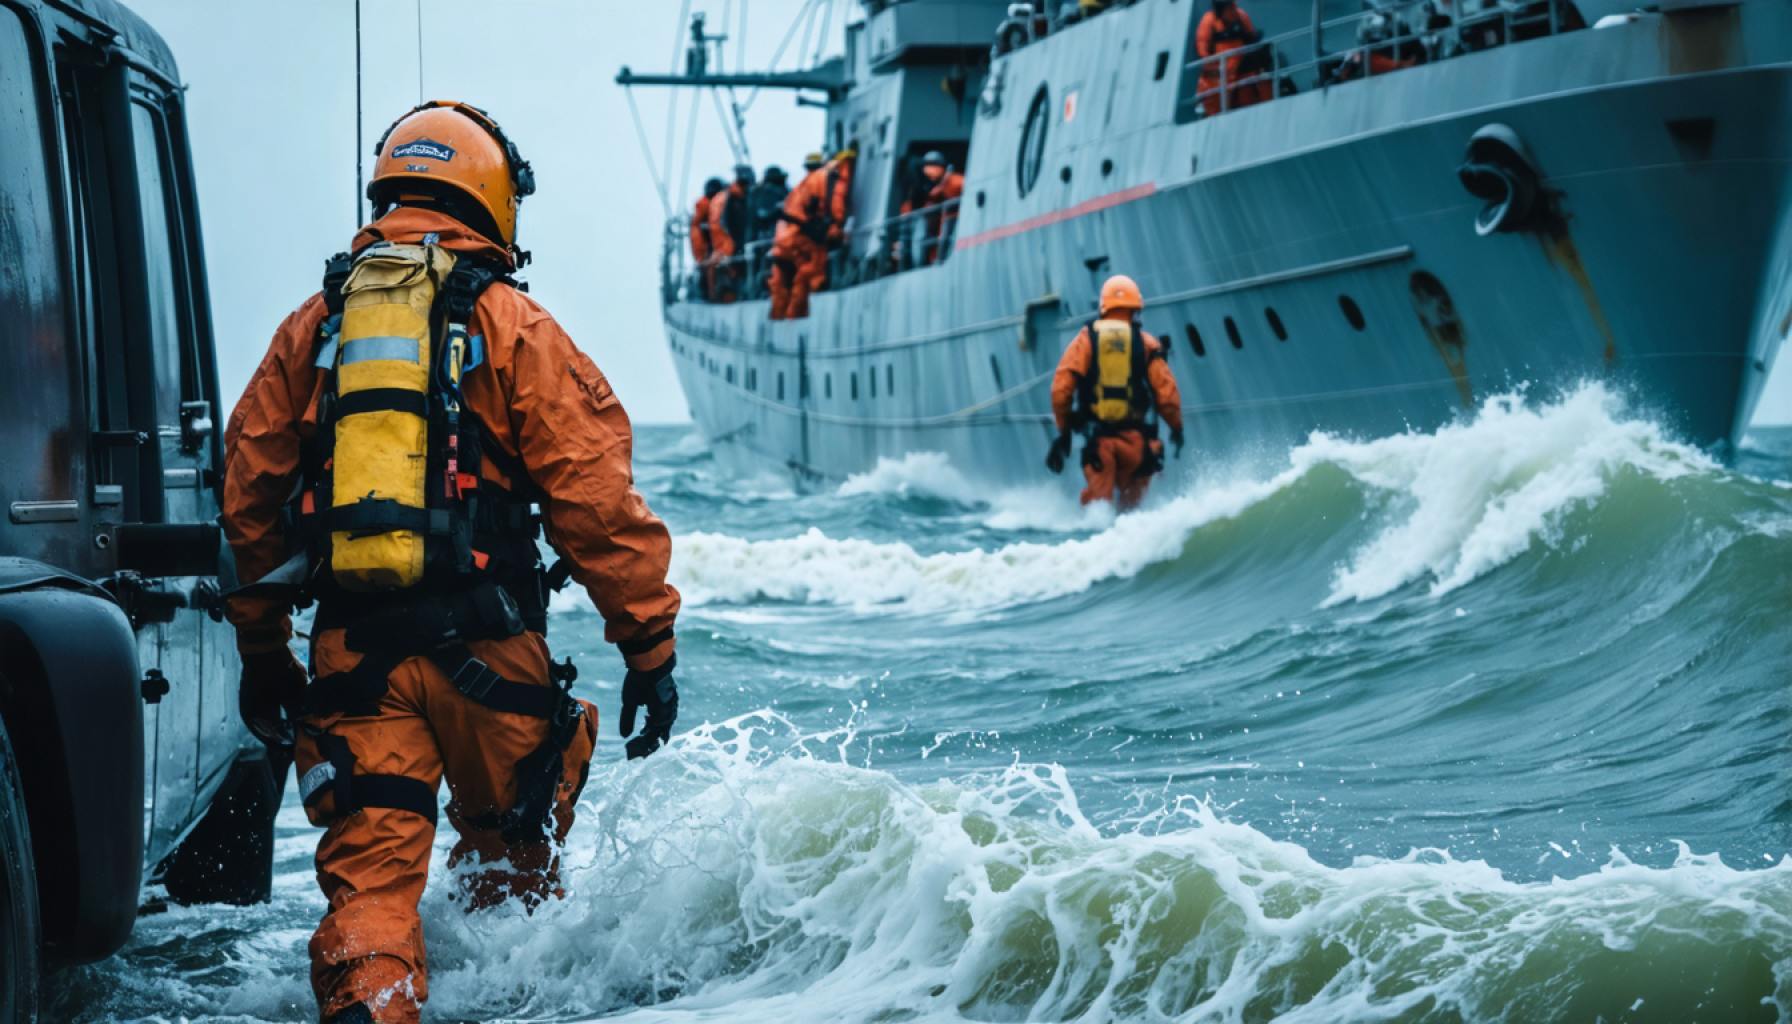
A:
[299,761,337,803]
[340,335,420,365]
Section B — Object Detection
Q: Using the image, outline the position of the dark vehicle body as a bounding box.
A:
[0,0,276,1015]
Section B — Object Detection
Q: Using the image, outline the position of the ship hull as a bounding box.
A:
[666,3,1791,487]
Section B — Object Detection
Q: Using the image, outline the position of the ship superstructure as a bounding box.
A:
[621,0,1790,485]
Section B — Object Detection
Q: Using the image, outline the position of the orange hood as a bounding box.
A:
[352,206,515,270]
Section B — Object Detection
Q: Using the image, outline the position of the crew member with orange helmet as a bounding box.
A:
[899,151,964,266]
[692,177,724,299]
[224,101,682,1024]
[706,164,754,303]
[769,146,855,320]
[1047,275,1184,509]
[1195,0,1268,117]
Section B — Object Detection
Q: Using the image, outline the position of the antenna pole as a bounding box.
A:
[355,0,365,228]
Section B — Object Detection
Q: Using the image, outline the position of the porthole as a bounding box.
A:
[850,373,859,401]
[1017,85,1050,197]
[825,373,833,399]
[976,190,986,208]
[1154,51,1170,81]
[1339,295,1366,331]
[1184,323,1207,357]
[1059,165,1072,184]
[869,367,877,398]
[886,364,895,395]
[1224,316,1243,349]
[1100,158,1114,177]
[1265,307,1287,341]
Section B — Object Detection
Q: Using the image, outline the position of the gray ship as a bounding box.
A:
[619,0,1789,487]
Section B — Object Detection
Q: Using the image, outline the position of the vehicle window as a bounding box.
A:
[131,102,191,421]
[0,11,79,511]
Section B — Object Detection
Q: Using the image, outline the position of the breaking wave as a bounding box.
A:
[81,717,1791,1023]
[640,386,1769,614]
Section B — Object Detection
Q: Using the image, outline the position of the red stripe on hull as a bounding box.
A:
[955,182,1159,250]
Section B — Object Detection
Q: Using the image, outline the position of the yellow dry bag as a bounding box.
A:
[327,243,458,591]
[1088,318,1145,425]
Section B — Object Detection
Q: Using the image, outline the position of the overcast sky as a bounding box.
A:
[132,0,1790,426]
[129,0,831,424]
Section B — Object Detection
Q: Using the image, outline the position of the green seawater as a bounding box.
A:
[54,387,1792,1022]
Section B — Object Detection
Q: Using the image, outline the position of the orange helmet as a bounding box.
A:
[368,100,535,248]
[1100,274,1144,315]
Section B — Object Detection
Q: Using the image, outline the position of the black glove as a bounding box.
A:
[1171,427,1185,458]
[1045,432,1072,474]
[239,647,307,749]
[620,661,679,760]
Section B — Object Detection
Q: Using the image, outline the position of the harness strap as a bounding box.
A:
[302,650,400,718]
[300,733,440,827]
[330,500,453,538]
[427,645,562,718]
[618,627,676,658]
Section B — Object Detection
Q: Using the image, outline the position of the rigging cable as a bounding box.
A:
[415,0,424,101]
[354,0,364,228]
[663,0,691,204]
[675,68,703,207]
[743,0,817,111]
[624,85,674,218]
[813,0,835,68]
[710,87,747,166]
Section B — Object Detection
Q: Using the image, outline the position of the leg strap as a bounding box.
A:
[300,733,439,827]
[304,650,404,718]
[428,645,561,718]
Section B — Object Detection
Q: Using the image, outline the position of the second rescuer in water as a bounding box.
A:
[1048,275,1184,509]
[224,101,681,1024]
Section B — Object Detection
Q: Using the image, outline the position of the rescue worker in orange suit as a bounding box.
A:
[1046,275,1184,510]
[691,177,724,300]
[919,151,964,264]
[224,101,682,1024]
[706,164,754,303]
[769,146,855,321]
[1195,0,1268,117]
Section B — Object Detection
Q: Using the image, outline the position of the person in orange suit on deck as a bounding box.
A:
[691,177,723,300]
[706,164,753,303]
[1195,0,1269,117]
[769,145,855,320]
[903,150,964,265]
[1047,275,1184,510]
[222,101,682,1024]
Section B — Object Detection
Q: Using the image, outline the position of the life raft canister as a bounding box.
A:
[329,243,458,590]
[1089,317,1147,425]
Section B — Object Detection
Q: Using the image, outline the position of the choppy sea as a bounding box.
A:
[52,384,1792,1022]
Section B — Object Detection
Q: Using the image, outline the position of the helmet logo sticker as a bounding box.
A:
[391,138,456,162]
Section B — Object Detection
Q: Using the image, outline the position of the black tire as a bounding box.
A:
[0,716,41,1022]
[162,750,283,907]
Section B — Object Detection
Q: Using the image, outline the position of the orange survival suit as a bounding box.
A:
[1048,277,1184,509]
[224,104,680,1024]
[707,179,748,303]
[769,151,854,321]
[1195,0,1269,116]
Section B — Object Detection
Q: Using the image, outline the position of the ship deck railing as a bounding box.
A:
[664,198,965,307]
[1177,0,1583,123]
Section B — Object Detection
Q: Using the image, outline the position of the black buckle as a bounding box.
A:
[450,657,503,702]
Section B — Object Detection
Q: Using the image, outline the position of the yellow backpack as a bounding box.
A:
[1085,318,1147,425]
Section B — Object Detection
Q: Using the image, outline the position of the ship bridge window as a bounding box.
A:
[747,367,757,391]
[868,367,877,398]
[726,365,735,384]
[1339,294,1367,332]
[886,364,894,396]
[1265,307,1288,341]
[1154,51,1170,81]
[1184,324,1207,358]
[825,373,832,399]
[1017,85,1049,197]
[850,372,859,401]
[1224,316,1243,349]
[777,371,786,401]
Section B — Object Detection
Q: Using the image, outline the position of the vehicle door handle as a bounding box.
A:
[179,400,213,455]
